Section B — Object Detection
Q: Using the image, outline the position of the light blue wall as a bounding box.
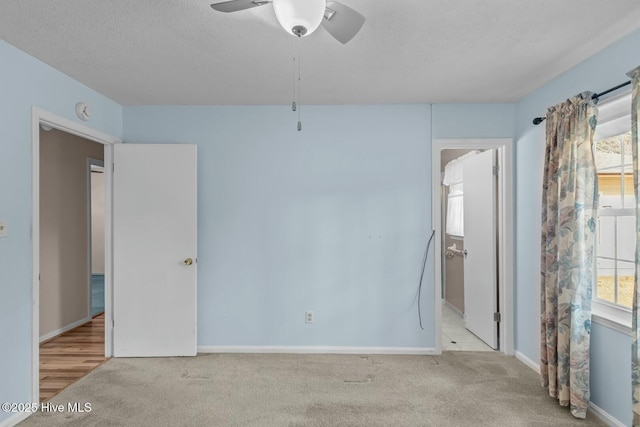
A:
[590,323,632,426]
[124,105,435,348]
[0,39,122,424]
[123,103,516,350]
[432,103,515,139]
[515,27,640,425]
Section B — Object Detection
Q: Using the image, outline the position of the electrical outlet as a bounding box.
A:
[305,310,314,324]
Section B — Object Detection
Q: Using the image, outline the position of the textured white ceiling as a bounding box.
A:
[1,0,640,105]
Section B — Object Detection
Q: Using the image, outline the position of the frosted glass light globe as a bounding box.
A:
[273,0,326,37]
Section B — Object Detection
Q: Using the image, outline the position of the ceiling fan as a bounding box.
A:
[210,0,366,44]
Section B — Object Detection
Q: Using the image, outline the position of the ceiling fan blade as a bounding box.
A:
[322,1,365,44]
[210,0,271,13]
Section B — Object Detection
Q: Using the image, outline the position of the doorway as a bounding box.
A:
[89,161,105,318]
[38,127,105,401]
[440,148,496,351]
[432,139,514,355]
[31,108,119,403]
[39,129,104,338]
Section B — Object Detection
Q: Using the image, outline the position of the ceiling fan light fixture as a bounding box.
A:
[273,0,326,37]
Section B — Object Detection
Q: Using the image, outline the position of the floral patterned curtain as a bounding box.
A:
[629,65,640,427]
[540,92,598,419]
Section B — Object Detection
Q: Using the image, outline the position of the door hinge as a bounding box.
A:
[492,165,499,176]
[493,312,501,322]
[112,163,115,173]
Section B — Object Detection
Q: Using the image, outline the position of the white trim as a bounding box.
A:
[197,346,438,355]
[444,300,463,318]
[37,109,118,145]
[31,110,40,406]
[515,350,625,427]
[103,144,114,357]
[515,350,540,374]
[31,107,120,405]
[591,295,632,335]
[589,402,626,427]
[588,402,626,427]
[432,139,514,356]
[0,412,31,427]
[39,316,91,343]
[591,312,632,336]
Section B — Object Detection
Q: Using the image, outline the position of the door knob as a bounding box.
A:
[184,258,193,266]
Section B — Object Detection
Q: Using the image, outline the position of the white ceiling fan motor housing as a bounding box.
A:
[273,0,326,37]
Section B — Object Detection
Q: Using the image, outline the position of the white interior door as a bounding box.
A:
[462,149,498,349]
[113,144,197,357]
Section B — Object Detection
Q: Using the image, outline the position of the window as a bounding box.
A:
[595,131,633,308]
[445,181,464,237]
[442,150,479,237]
[593,91,633,330]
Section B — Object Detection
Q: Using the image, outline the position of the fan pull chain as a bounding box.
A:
[292,37,297,112]
[294,36,302,132]
[297,36,302,131]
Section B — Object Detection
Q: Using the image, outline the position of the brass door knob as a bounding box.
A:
[184,258,193,266]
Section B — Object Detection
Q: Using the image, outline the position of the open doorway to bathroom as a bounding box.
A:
[432,138,514,355]
[440,149,496,352]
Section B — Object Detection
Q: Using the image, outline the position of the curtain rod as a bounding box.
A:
[532,80,631,125]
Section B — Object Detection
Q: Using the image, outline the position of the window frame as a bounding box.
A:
[592,90,633,334]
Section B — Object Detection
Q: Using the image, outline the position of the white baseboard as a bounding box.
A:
[588,402,626,427]
[198,346,437,355]
[0,411,31,427]
[514,350,540,374]
[39,316,91,343]
[444,301,464,318]
[514,351,624,427]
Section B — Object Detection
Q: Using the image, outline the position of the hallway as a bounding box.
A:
[39,314,107,402]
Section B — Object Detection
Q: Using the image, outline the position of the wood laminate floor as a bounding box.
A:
[39,314,108,402]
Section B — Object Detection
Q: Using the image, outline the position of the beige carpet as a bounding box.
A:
[20,352,605,426]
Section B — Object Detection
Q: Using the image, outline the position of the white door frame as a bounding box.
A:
[31,107,120,403]
[87,159,105,318]
[432,138,514,355]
